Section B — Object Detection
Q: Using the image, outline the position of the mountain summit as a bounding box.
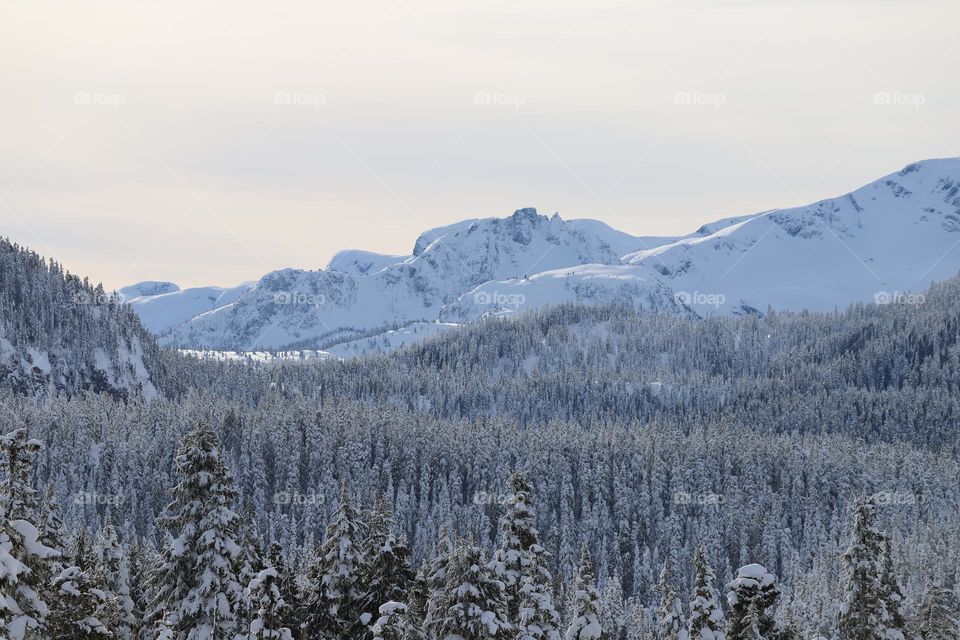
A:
[126,158,960,352]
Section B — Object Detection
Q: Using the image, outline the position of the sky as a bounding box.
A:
[2,0,958,290]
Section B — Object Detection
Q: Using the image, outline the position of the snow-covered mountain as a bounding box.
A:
[125,158,960,352]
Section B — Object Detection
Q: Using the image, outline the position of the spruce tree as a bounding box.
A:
[403,567,429,640]
[302,480,365,640]
[427,537,510,640]
[688,546,725,640]
[657,561,687,640]
[518,542,562,640]
[0,428,57,640]
[359,495,414,634]
[491,472,540,621]
[881,539,908,640]
[726,565,778,640]
[566,546,604,640]
[911,586,959,640]
[424,526,454,633]
[151,420,244,640]
[94,519,137,640]
[247,566,293,640]
[47,528,113,639]
[236,500,265,630]
[838,497,901,640]
[266,542,302,638]
[370,602,415,640]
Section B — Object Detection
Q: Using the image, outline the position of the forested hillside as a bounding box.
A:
[0,238,163,398]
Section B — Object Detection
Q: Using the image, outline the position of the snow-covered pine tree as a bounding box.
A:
[491,471,541,622]
[911,586,959,640]
[359,495,414,634]
[402,567,429,640]
[0,428,57,640]
[518,542,562,640]
[726,565,778,640]
[657,561,687,640]
[266,542,301,637]
[838,497,899,640]
[37,484,68,622]
[236,499,265,629]
[247,566,293,640]
[46,528,112,639]
[566,546,604,640]
[424,525,454,633]
[302,480,365,639]
[427,536,510,640]
[881,539,908,640]
[688,545,725,640]
[94,518,137,639]
[370,601,414,640]
[150,420,244,640]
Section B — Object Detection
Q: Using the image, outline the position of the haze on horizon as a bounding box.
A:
[2,0,958,290]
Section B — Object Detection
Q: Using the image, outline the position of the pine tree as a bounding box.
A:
[657,561,687,640]
[424,526,454,633]
[427,537,510,640]
[491,472,540,622]
[237,500,265,630]
[370,602,415,640]
[726,565,778,640]
[266,542,302,638]
[47,528,113,639]
[838,497,900,640]
[566,546,604,640]
[911,586,959,640]
[881,539,908,640]
[402,567,429,640]
[150,421,244,640]
[0,428,57,640]
[94,518,137,640]
[688,546,725,640]
[518,542,562,640]
[247,566,293,640]
[302,480,365,640]
[359,495,414,634]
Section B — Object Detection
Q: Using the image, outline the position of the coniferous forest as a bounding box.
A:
[1,238,959,639]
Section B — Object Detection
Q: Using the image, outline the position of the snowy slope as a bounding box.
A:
[620,158,960,315]
[327,250,405,276]
[125,283,255,334]
[125,158,960,352]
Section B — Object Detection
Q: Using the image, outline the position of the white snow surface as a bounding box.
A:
[122,159,960,355]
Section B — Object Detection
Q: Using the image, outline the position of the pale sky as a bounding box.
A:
[2,0,958,290]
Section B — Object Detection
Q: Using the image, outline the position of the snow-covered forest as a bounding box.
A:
[1,238,959,639]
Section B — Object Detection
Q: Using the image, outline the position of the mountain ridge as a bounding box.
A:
[123,157,960,352]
